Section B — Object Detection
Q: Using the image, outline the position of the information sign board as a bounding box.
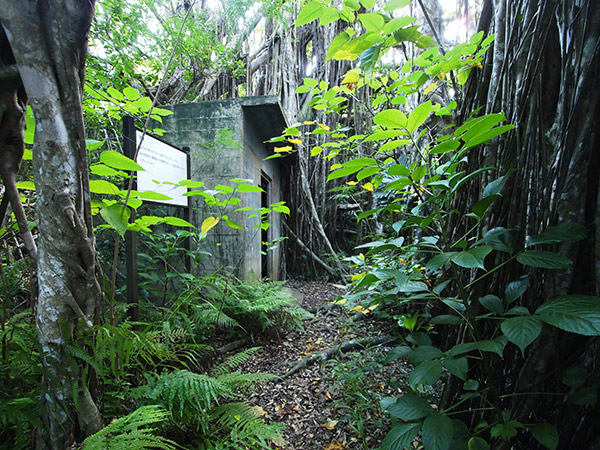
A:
[136,130,188,207]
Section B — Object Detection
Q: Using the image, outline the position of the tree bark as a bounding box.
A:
[448,0,600,447]
[0,2,102,448]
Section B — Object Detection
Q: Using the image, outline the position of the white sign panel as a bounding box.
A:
[136,130,188,207]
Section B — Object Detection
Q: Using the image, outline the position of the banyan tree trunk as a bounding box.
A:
[447,0,600,448]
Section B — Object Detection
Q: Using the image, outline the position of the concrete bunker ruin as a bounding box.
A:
[159,95,289,281]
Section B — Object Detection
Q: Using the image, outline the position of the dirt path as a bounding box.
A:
[237,280,407,450]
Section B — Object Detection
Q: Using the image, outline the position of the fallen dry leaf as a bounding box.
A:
[252,406,267,417]
[324,441,348,450]
[321,419,339,430]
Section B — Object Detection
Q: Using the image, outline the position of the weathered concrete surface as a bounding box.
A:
[159,96,288,280]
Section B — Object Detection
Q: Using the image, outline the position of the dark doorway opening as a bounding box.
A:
[261,172,271,279]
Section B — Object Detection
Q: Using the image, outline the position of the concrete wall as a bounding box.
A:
[158,96,287,280]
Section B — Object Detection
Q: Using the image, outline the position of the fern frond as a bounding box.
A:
[66,344,101,374]
[193,303,241,330]
[210,347,261,377]
[140,369,235,431]
[79,405,179,450]
[217,372,279,390]
[209,402,285,449]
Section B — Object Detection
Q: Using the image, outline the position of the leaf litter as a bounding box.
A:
[233,280,410,449]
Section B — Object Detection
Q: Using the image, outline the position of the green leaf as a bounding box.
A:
[482,172,512,198]
[408,346,444,363]
[16,181,36,191]
[384,394,433,420]
[90,164,127,178]
[412,165,427,181]
[107,86,124,101]
[86,139,105,151]
[422,413,454,450]
[328,165,364,181]
[531,423,559,450]
[296,1,324,26]
[479,295,504,314]
[320,6,340,25]
[380,422,422,450]
[236,184,264,193]
[407,101,432,133]
[385,345,412,362]
[481,227,515,253]
[100,203,130,237]
[374,109,408,129]
[343,0,360,10]
[561,365,588,389]
[138,191,173,201]
[501,315,542,355]
[162,216,193,228]
[327,31,352,60]
[535,295,600,335]
[463,124,515,149]
[491,423,519,440]
[566,386,597,406]
[200,216,220,237]
[100,150,144,171]
[410,360,443,386]
[356,166,381,182]
[388,164,411,177]
[426,252,456,271]
[429,315,463,325]
[472,194,498,218]
[517,250,572,269]
[504,276,529,304]
[528,222,588,246]
[123,86,140,100]
[358,13,385,32]
[360,46,381,74]
[468,437,490,450]
[224,216,244,230]
[89,180,120,195]
[443,356,468,381]
[383,0,410,13]
[451,246,492,269]
[365,130,408,141]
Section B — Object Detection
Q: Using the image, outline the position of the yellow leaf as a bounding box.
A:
[288,138,303,145]
[347,181,357,186]
[275,145,293,153]
[367,303,380,311]
[304,120,316,125]
[322,419,339,430]
[335,298,348,305]
[252,406,267,417]
[424,81,437,95]
[201,216,219,236]
[363,182,374,191]
[351,305,364,312]
[324,441,348,450]
[318,123,330,131]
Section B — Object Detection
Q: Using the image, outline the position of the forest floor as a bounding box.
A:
[234,280,409,450]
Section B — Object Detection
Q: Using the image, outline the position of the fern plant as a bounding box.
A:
[79,405,179,450]
[220,279,310,337]
[0,313,43,449]
[133,348,284,449]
